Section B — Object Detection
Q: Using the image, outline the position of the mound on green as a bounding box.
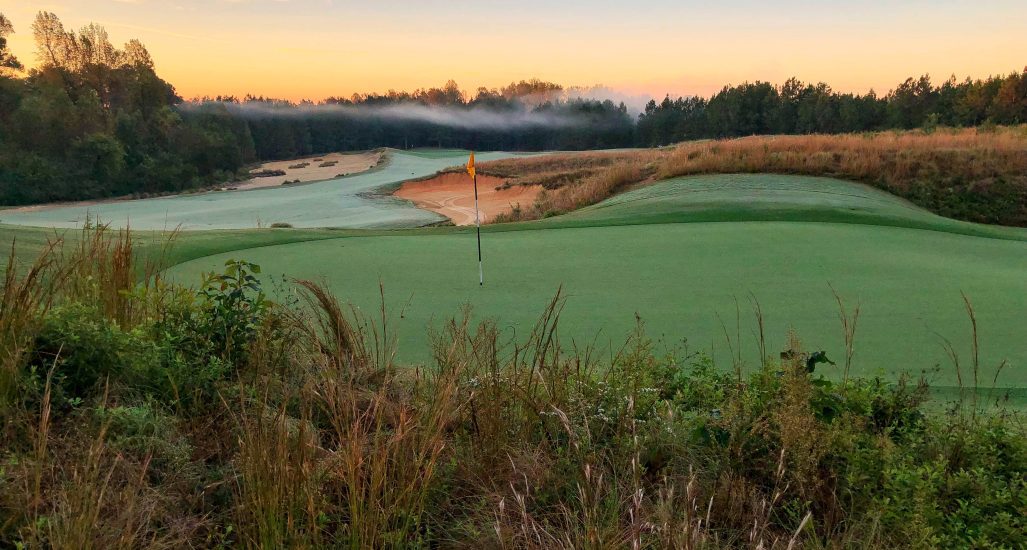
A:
[0,150,524,231]
[540,174,1027,241]
[167,174,1027,395]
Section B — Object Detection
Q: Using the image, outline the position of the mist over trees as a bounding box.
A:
[182,69,1027,163]
[186,80,636,160]
[0,10,1025,206]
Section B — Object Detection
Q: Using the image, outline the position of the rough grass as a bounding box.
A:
[659,128,1027,226]
[486,126,1027,226]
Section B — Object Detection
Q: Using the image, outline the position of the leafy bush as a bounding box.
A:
[29,303,159,406]
[197,259,269,364]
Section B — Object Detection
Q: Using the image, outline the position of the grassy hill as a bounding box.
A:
[545,174,1027,240]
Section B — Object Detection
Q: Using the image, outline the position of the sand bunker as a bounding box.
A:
[393,172,541,225]
[237,151,382,190]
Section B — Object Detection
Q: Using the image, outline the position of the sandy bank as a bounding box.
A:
[393,172,540,225]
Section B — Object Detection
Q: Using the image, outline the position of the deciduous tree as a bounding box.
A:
[0,13,23,72]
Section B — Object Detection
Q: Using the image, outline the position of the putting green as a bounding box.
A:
[0,150,524,231]
[167,174,1027,393]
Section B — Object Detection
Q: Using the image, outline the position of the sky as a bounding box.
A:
[3,1,1025,102]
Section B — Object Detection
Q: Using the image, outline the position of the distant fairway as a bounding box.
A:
[166,174,1027,394]
[0,150,526,230]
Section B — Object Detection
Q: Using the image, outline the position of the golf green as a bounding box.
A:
[167,174,1027,393]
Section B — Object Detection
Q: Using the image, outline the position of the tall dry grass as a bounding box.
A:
[56,222,176,328]
[481,150,660,219]
[430,293,836,548]
[659,128,1027,187]
[0,241,63,413]
[487,126,1027,225]
[230,388,323,548]
[532,161,649,219]
[13,392,193,549]
[480,150,654,189]
[230,279,462,548]
[1,226,196,548]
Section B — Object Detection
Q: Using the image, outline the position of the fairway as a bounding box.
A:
[0,150,526,230]
[167,174,1027,393]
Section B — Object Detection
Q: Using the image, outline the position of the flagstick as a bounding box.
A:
[473,173,483,286]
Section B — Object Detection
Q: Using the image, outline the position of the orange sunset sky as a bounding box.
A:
[3,1,1025,102]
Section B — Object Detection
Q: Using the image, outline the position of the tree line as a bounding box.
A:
[635,73,1027,146]
[0,10,1024,206]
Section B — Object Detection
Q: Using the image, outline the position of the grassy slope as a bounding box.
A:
[163,174,1027,395]
[541,174,1027,241]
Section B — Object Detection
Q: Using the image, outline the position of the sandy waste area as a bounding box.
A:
[237,151,382,189]
[393,172,540,225]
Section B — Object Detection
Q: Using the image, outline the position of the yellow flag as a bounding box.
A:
[466,151,475,179]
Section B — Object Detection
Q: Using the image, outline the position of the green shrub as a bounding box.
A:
[197,259,269,365]
[144,287,231,411]
[29,303,159,406]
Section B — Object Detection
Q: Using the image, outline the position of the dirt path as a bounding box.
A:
[393,172,541,225]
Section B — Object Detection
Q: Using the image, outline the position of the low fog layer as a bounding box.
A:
[179,85,651,131]
[183,102,589,130]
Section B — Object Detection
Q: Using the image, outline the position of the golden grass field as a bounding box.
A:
[483,127,1027,225]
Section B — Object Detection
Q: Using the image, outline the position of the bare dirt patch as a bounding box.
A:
[237,151,382,189]
[393,172,541,225]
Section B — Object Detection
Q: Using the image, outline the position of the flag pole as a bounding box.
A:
[473,171,483,286]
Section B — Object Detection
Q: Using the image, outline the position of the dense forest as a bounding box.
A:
[635,72,1027,146]
[0,10,1025,206]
